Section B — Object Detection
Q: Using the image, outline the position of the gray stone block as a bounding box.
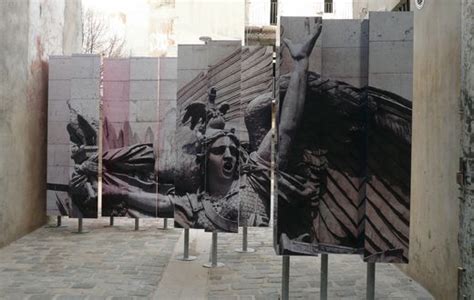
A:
[48,100,70,122]
[103,58,130,81]
[47,121,69,145]
[71,54,101,79]
[47,144,71,167]
[159,58,177,80]
[130,57,159,80]
[322,19,369,48]
[48,56,71,80]
[369,12,414,42]
[369,41,413,74]
[70,78,100,100]
[46,166,70,184]
[103,81,130,102]
[48,80,71,100]
[322,47,368,81]
[129,81,158,100]
[159,80,177,100]
[178,45,209,71]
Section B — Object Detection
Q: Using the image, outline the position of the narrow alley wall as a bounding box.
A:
[399,0,462,298]
[0,0,82,248]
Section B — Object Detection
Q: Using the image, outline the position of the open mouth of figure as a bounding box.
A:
[223,161,234,174]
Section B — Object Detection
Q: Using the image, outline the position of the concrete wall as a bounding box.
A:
[0,0,82,248]
[398,1,462,298]
[460,0,474,297]
[369,12,413,101]
[353,0,404,19]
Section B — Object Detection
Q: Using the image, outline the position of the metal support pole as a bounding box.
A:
[321,254,328,300]
[134,218,139,231]
[366,262,376,300]
[110,215,114,226]
[57,216,62,227]
[163,218,168,229]
[203,231,224,268]
[281,255,290,300]
[78,217,83,233]
[234,226,255,253]
[176,228,196,261]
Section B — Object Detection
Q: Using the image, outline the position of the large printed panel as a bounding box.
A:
[364,12,413,263]
[47,56,72,216]
[239,46,273,227]
[275,17,368,255]
[68,55,100,218]
[156,57,178,216]
[275,15,412,263]
[314,19,368,254]
[174,42,242,232]
[102,58,167,218]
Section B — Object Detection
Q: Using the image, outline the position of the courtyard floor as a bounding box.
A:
[0,218,433,300]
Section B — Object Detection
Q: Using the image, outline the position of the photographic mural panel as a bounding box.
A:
[46,54,100,219]
[364,12,413,263]
[239,46,273,227]
[102,58,172,218]
[174,42,243,232]
[275,14,412,264]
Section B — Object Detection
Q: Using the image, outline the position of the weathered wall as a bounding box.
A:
[460,0,474,298]
[0,0,82,248]
[398,1,462,298]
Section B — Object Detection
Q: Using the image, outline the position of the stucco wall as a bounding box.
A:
[398,1,462,298]
[0,0,82,248]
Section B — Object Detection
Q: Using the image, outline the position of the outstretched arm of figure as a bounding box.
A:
[103,184,174,216]
[278,18,322,171]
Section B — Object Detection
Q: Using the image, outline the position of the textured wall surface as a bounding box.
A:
[369,12,413,101]
[0,0,82,248]
[460,0,474,297]
[399,1,462,298]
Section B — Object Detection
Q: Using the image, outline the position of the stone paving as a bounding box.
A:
[208,227,433,300]
[0,219,433,299]
[0,217,179,300]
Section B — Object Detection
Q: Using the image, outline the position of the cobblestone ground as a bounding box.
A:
[208,227,433,300]
[0,217,180,300]
[0,219,433,300]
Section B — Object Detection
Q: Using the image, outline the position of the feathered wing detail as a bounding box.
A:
[365,87,411,263]
[277,72,411,262]
[182,102,206,130]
